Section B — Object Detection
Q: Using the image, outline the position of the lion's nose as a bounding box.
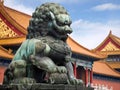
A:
[64,26,73,34]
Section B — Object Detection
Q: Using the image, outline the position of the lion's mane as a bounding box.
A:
[27,3,69,39]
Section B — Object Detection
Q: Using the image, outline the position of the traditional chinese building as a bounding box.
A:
[0,1,120,90]
[67,37,105,86]
[92,31,120,90]
[0,1,27,84]
[93,31,120,72]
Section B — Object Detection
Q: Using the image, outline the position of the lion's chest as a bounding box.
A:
[46,40,71,61]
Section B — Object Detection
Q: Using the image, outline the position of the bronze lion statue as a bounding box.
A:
[3,3,83,85]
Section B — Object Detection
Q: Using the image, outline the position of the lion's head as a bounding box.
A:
[27,3,72,40]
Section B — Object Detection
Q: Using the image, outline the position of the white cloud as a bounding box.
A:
[92,3,120,11]
[70,19,120,49]
[4,0,34,15]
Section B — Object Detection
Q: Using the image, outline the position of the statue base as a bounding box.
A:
[0,83,93,90]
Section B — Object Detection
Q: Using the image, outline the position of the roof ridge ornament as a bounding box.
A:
[109,30,112,35]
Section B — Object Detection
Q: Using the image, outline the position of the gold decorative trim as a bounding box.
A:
[0,18,18,38]
[101,42,119,51]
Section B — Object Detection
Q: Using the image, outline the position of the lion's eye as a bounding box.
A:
[57,22,64,26]
[64,21,68,25]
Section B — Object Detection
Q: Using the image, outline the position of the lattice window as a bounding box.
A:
[107,55,120,62]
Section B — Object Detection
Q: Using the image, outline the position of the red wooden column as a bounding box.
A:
[73,61,77,78]
[0,67,6,84]
[90,68,93,84]
[85,67,88,87]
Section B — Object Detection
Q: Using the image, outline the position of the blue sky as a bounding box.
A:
[4,0,120,49]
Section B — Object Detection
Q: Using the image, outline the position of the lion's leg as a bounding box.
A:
[3,60,28,84]
[65,62,83,85]
[30,55,67,74]
[10,60,27,78]
[30,55,58,73]
[56,66,67,73]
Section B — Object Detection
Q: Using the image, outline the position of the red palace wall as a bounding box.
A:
[0,67,6,84]
[93,78,120,90]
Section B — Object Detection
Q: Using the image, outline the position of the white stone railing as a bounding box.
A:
[91,84,113,90]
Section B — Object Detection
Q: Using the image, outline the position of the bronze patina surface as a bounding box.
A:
[3,2,83,85]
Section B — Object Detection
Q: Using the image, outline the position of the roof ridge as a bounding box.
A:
[109,34,120,48]
[93,30,120,51]
[68,36,105,59]
[0,4,28,35]
[93,32,110,51]
[111,34,120,46]
[68,36,91,51]
[110,31,120,39]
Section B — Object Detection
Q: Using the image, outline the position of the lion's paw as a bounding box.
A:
[56,66,67,73]
[69,77,83,85]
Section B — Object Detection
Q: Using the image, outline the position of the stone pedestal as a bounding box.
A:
[0,83,93,90]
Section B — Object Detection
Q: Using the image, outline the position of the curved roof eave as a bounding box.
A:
[93,31,120,51]
[0,46,14,59]
[0,36,26,46]
[67,37,106,59]
[93,61,120,78]
[0,3,27,35]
